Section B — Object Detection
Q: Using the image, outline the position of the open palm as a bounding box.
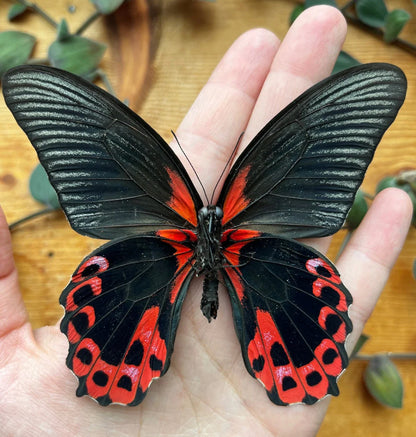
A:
[0,7,412,437]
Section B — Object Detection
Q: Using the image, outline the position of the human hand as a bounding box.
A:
[0,6,412,437]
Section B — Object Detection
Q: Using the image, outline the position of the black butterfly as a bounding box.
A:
[2,63,406,406]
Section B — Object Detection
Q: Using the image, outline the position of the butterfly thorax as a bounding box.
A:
[195,205,224,322]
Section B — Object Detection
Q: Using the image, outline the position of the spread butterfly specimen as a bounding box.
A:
[2,63,406,407]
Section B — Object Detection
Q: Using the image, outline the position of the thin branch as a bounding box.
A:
[15,0,58,28]
[354,352,416,361]
[74,11,101,35]
[9,206,58,231]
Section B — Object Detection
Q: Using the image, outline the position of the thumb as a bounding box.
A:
[0,206,29,337]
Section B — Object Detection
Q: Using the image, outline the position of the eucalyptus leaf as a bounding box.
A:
[346,189,368,229]
[90,0,125,14]
[364,355,403,408]
[0,31,36,76]
[332,51,360,74]
[57,19,71,41]
[375,175,400,192]
[48,35,106,80]
[384,9,411,43]
[29,164,61,210]
[8,3,28,21]
[356,0,388,28]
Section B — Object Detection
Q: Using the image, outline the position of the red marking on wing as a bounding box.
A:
[72,307,168,405]
[315,338,343,376]
[72,256,109,283]
[306,258,341,284]
[318,306,347,343]
[296,357,329,400]
[72,337,101,377]
[65,277,103,311]
[221,165,251,225]
[157,229,196,303]
[312,278,347,312]
[157,229,197,243]
[248,309,305,404]
[109,306,167,404]
[67,305,96,343]
[166,168,198,227]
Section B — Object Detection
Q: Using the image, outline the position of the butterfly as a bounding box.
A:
[2,63,406,407]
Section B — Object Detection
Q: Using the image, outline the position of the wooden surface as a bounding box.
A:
[0,0,415,435]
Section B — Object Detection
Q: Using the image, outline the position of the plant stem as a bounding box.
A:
[15,0,58,28]
[74,11,101,35]
[354,352,416,361]
[9,206,58,231]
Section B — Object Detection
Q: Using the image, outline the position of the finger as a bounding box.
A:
[173,28,280,193]
[337,188,413,350]
[0,206,30,337]
[243,6,347,144]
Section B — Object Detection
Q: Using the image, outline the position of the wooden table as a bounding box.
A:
[0,0,415,435]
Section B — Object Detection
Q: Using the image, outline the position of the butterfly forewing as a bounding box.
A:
[2,66,203,239]
[218,64,407,238]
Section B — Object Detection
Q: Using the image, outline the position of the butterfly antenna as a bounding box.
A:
[210,131,244,204]
[171,130,210,205]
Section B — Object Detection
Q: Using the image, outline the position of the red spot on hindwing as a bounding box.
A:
[305,258,341,284]
[248,310,306,404]
[65,277,103,312]
[67,305,96,343]
[72,307,168,405]
[72,256,109,283]
[318,306,347,343]
[221,166,251,225]
[165,168,198,227]
[108,306,167,404]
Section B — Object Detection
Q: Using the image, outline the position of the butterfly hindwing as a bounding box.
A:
[219,63,407,239]
[2,65,203,239]
[60,231,196,406]
[221,230,352,405]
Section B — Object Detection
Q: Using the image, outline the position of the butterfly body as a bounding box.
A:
[2,63,407,407]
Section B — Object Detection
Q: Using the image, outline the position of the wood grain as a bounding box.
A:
[0,0,415,435]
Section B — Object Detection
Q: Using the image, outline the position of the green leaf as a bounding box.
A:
[384,9,411,43]
[289,4,305,24]
[0,31,36,76]
[57,19,71,41]
[305,0,338,8]
[90,0,125,14]
[346,189,368,229]
[356,0,388,28]
[332,51,360,74]
[29,164,61,210]
[376,175,400,193]
[350,334,369,359]
[48,35,106,80]
[413,259,416,280]
[8,3,28,20]
[364,355,403,408]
